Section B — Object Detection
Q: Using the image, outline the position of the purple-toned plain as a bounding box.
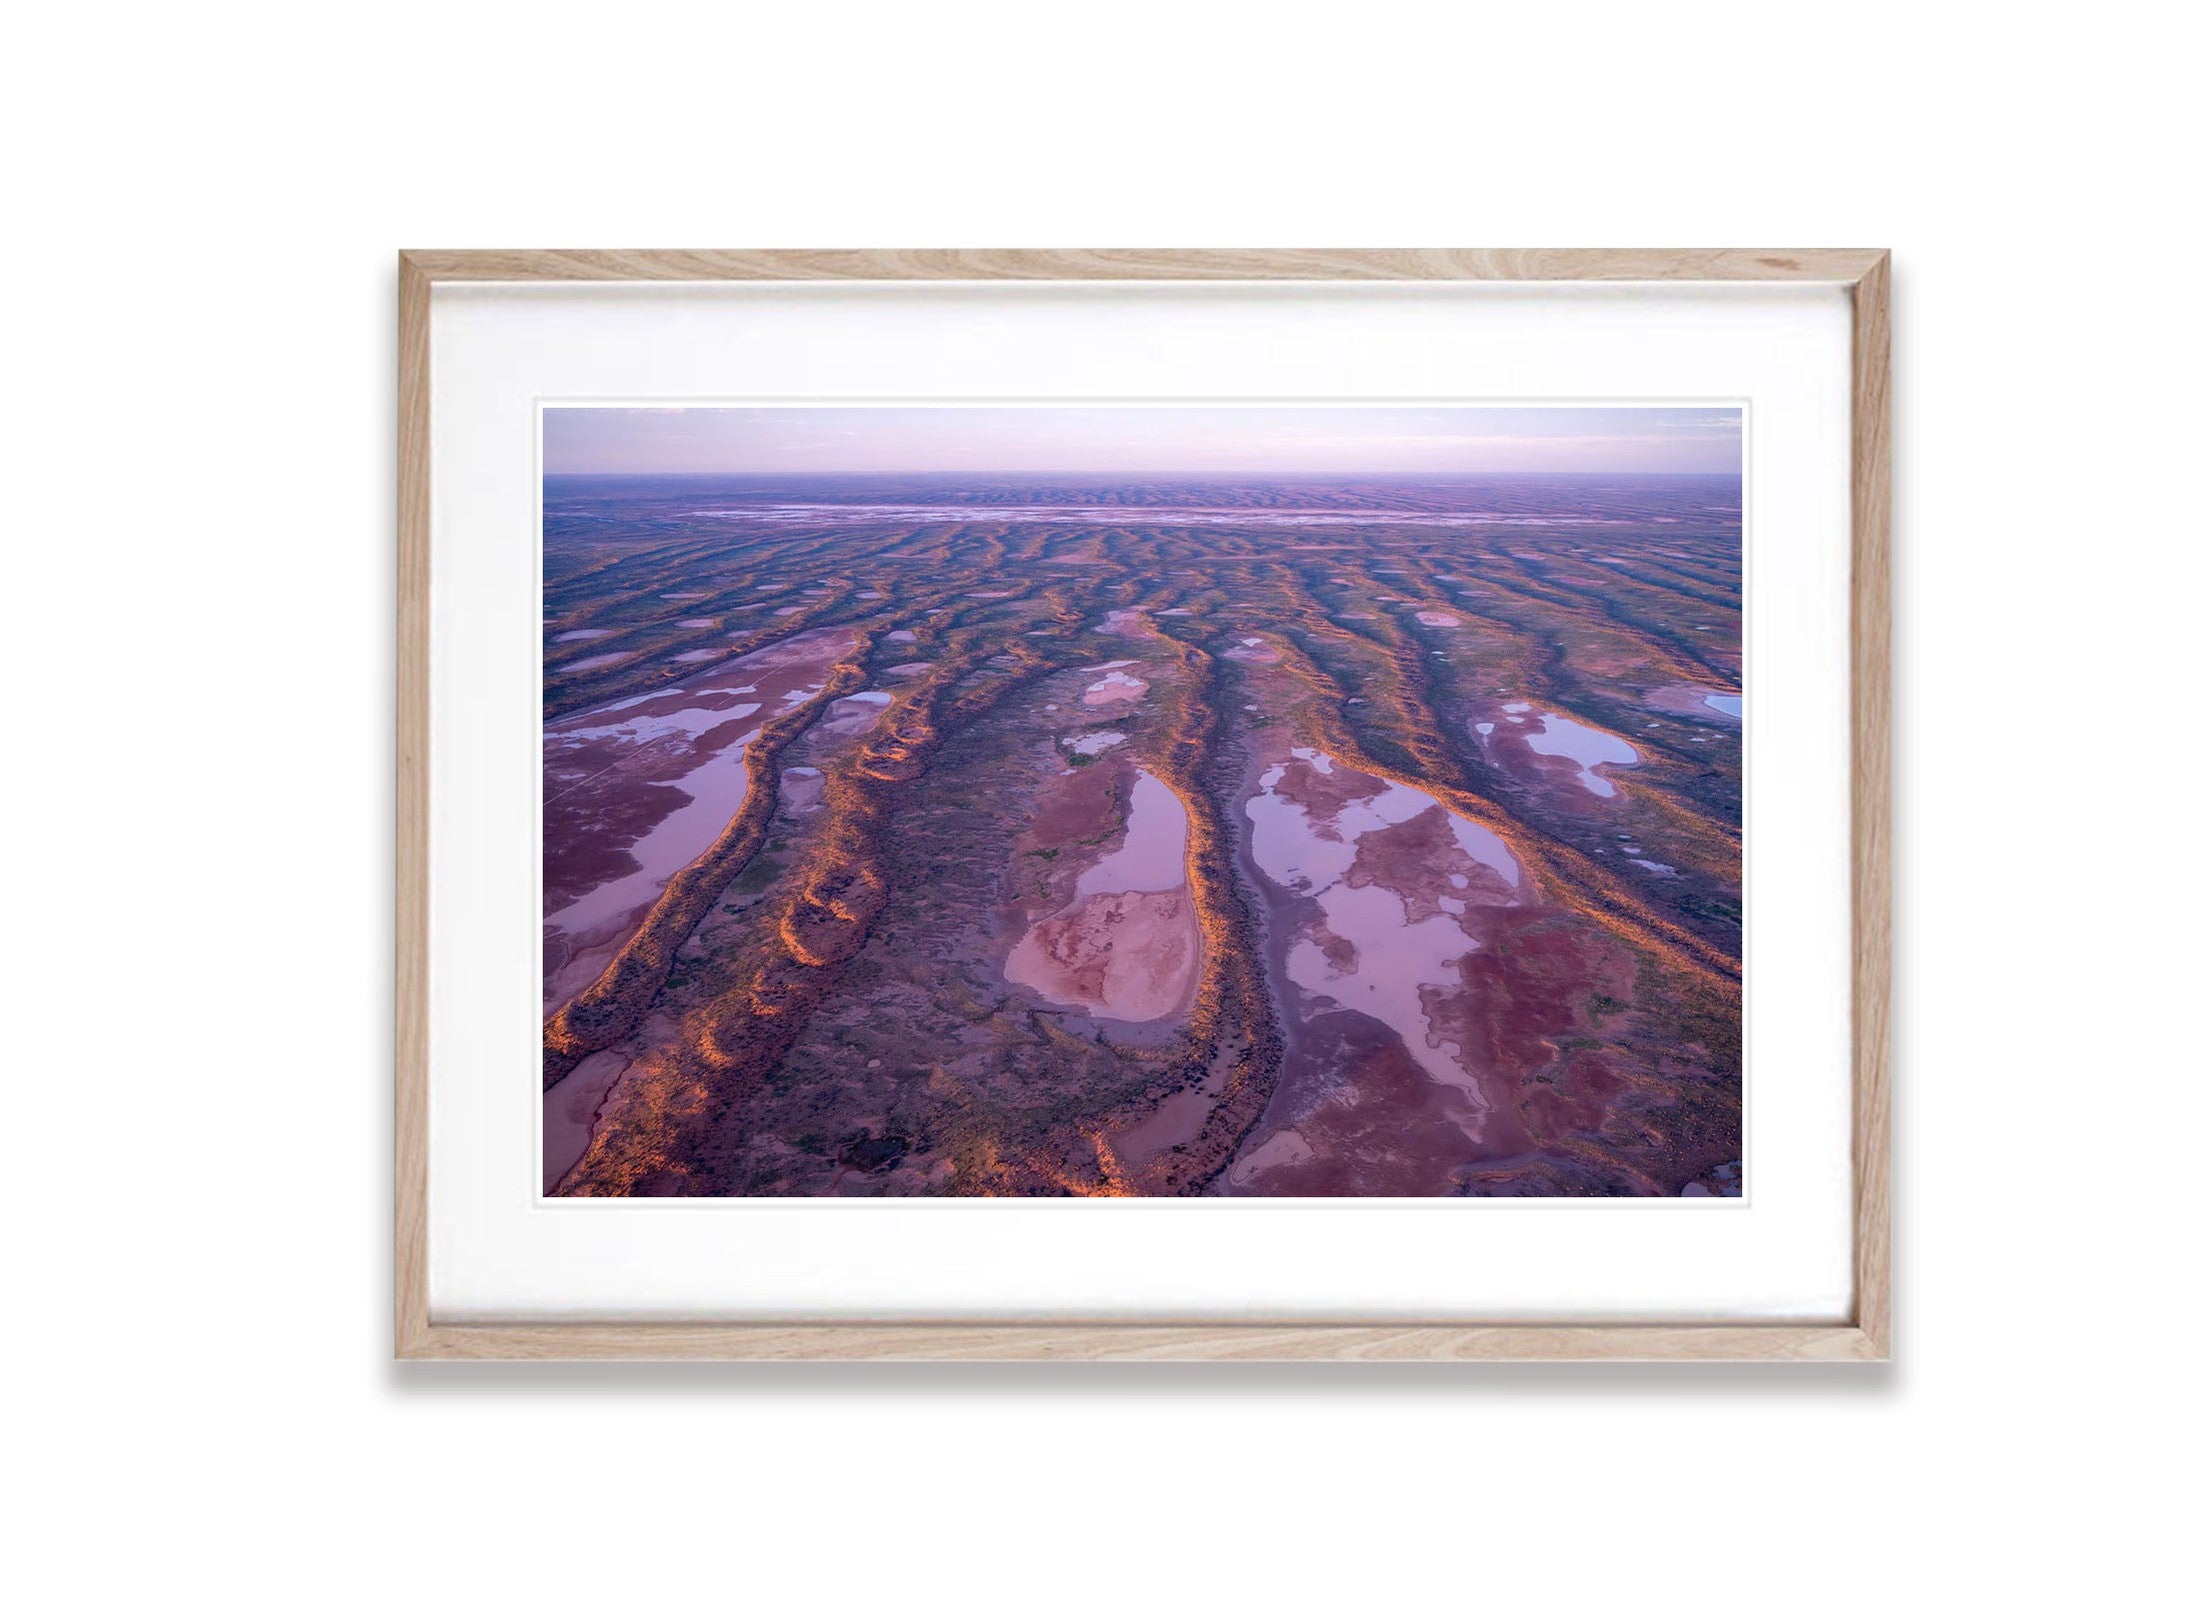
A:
[539,412,1744,1199]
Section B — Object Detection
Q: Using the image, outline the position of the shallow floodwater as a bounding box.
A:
[543,1049,630,1188]
[560,651,633,673]
[1245,752,1521,1114]
[1078,771,1189,895]
[815,690,892,741]
[542,630,852,1012]
[545,729,760,942]
[1005,767,1197,1022]
[1523,711,1639,797]
[1083,669,1147,706]
[1230,1129,1313,1184]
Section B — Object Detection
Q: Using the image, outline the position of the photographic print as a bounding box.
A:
[541,404,1743,1199]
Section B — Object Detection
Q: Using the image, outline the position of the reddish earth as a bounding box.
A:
[1004,750,1202,1024]
[1007,889,1198,1021]
[1229,729,1548,1189]
[1227,1021,1490,1196]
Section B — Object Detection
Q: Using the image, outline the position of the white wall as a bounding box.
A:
[10,3,2186,1594]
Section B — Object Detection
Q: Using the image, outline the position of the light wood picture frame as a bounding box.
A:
[397,248,1890,1361]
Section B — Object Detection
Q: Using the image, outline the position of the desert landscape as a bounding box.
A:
[541,408,1743,1198]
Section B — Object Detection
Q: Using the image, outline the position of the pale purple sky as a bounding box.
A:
[543,405,1741,476]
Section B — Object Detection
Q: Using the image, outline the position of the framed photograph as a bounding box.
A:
[397,249,1889,1359]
